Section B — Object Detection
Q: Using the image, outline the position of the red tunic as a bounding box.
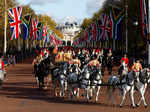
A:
[40,51,44,57]
[120,57,129,65]
[0,60,4,70]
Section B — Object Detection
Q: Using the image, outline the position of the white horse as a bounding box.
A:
[107,71,140,108]
[89,67,103,102]
[135,68,150,107]
[67,65,90,102]
[52,64,68,97]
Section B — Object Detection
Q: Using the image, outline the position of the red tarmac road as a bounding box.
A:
[0,58,150,112]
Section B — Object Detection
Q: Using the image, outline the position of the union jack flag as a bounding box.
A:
[90,23,97,41]
[31,18,38,40]
[8,6,22,40]
[140,0,148,37]
[98,14,112,41]
[42,26,48,39]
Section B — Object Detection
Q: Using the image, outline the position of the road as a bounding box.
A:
[0,58,150,112]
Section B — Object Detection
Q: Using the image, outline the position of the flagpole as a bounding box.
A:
[148,0,150,65]
[18,36,21,51]
[125,0,128,53]
[4,0,7,55]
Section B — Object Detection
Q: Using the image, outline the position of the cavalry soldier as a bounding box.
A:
[132,59,142,72]
[131,59,143,81]
[64,50,72,62]
[120,54,129,66]
[69,56,81,67]
[119,54,130,83]
[68,56,81,74]
[119,54,130,73]
[90,49,96,60]
[106,49,113,75]
[88,55,101,68]
[55,49,64,65]
[32,54,43,74]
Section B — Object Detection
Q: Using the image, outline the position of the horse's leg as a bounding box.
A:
[45,75,51,89]
[53,81,57,96]
[120,89,127,107]
[60,80,65,97]
[142,84,148,107]
[35,76,39,87]
[85,87,89,102]
[130,86,136,108]
[77,88,80,98]
[107,87,112,104]
[68,85,72,99]
[137,84,147,107]
[95,86,101,102]
[65,80,67,91]
[111,88,115,105]
[90,86,94,100]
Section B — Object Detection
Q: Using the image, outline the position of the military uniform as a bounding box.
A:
[132,62,142,72]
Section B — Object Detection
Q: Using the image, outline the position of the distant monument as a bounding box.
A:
[56,17,80,46]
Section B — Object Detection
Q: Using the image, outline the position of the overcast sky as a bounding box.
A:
[16,0,106,23]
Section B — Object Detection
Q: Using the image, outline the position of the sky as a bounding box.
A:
[16,0,106,23]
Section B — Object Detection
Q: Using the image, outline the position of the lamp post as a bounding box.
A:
[133,20,138,57]
[4,0,7,55]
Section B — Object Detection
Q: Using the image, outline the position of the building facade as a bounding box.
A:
[56,21,80,46]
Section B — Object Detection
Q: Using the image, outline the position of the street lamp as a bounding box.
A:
[133,21,138,26]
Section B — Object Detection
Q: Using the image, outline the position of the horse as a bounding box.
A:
[67,64,90,102]
[34,61,45,89]
[107,70,140,108]
[34,56,51,89]
[89,66,103,102]
[135,68,150,107]
[51,62,69,97]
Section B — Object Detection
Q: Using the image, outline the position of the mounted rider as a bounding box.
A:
[64,49,72,62]
[88,55,101,69]
[120,54,129,66]
[68,56,81,74]
[132,59,143,72]
[106,48,114,75]
[131,59,143,80]
[119,54,130,74]
[119,54,130,82]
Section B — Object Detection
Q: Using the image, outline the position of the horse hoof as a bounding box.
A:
[89,97,92,100]
[136,104,139,107]
[120,105,123,108]
[144,105,148,108]
[131,105,136,109]
[95,100,98,103]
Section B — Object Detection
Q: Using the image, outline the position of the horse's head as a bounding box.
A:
[141,68,150,83]
[82,66,90,80]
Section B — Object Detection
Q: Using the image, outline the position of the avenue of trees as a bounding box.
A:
[76,0,149,54]
[0,0,63,53]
